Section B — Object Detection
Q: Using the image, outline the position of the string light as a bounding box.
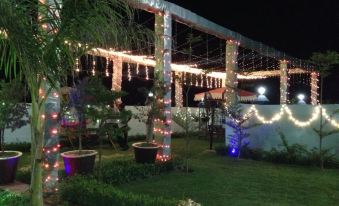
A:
[244,105,339,128]
[75,57,80,72]
[136,63,140,76]
[127,63,132,81]
[92,57,96,76]
[105,57,110,77]
[145,65,149,80]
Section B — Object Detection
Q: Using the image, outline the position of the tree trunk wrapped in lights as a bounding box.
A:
[225,40,239,107]
[154,11,172,161]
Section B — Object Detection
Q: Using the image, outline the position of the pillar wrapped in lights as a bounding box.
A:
[225,40,239,106]
[310,72,319,105]
[280,60,288,104]
[175,72,183,107]
[154,11,172,161]
[42,82,60,193]
[112,56,122,92]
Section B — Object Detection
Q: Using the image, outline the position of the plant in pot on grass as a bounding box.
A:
[60,79,97,176]
[133,88,162,164]
[60,77,130,176]
[80,77,131,175]
[0,80,29,184]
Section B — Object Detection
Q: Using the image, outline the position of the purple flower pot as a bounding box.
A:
[132,142,159,164]
[61,150,97,176]
[0,151,22,184]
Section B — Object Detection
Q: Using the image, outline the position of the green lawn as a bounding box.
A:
[118,139,339,206]
[16,138,339,206]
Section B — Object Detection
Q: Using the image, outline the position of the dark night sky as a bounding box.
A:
[161,0,339,104]
[166,0,339,58]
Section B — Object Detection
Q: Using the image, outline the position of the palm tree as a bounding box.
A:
[0,0,150,205]
[310,51,339,169]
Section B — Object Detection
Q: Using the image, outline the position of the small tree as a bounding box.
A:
[310,51,339,169]
[0,80,29,153]
[224,103,258,159]
[77,77,131,172]
[312,109,339,169]
[173,108,197,173]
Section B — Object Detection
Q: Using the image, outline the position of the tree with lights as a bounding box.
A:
[224,102,258,159]
[310,51,339,169]
[0,0,149,205]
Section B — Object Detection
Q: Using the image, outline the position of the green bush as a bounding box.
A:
[215,144,339,168]
[0,190,29,206]
[60,176,177,206]
[4,142,30,152]
[16,169,31,184]
[98,158,182,185]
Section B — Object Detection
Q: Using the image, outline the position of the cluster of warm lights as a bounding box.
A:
[245,105,339,128]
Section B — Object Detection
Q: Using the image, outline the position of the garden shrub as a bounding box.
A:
[98,158,182,185]
[4,142,30,152]
[0,190,29,206]
[214,145,228,156]
[215,144,339,168]
[16,169,31,184]
[60,176,177,206]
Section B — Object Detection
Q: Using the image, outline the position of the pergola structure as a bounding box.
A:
[84,0,319,159]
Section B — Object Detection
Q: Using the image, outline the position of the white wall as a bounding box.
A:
[4,105,339,158]
[225,104,339,158]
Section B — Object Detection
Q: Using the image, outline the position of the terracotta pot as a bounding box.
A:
[61,150,97,176]
[132,142,159,164]
[0,151,22,184]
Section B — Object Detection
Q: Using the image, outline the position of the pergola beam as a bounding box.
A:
[132,0,292,60]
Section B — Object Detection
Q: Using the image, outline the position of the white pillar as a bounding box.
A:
[112,56,123,92]
[280,60,288,104]
[154,10,172,161]
[225,40,239,106]
[310,72,319,105]
[175,72,183,107]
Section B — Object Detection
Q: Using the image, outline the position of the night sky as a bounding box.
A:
[160,0,339,104]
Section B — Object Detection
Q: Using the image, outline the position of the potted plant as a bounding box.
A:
[61,77,130,176]
[0,80,29,184]
[133,88,161,164]
[60,79,97,176]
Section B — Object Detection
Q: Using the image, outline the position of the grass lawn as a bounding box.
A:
[15,138,339,206]
[118,138,339,206]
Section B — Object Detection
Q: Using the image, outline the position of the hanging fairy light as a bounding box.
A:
[92,57,96,76]
[145,65,149,80]
[127,63,132,81]
[199,73,203,87]
[75,57,80,72]
[105,57,110,77]
[136,63,140,76]
[195,74,198,87]
[183,72,186,85]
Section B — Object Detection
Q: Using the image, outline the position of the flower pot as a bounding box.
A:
[132,142,159,164]
[61,150,97,176]
[0,151,22,184]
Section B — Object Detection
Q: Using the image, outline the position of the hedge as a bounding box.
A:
[60,176,177,206]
